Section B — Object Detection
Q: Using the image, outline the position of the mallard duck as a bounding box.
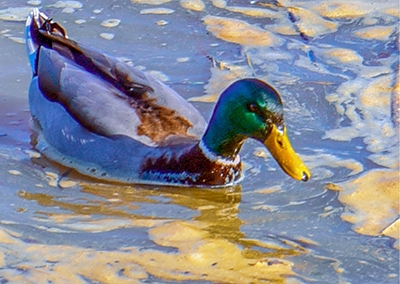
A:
[25,9,310,187]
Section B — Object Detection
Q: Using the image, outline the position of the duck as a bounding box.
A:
[25,8,310,187]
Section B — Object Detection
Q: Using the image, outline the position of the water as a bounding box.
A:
[0,0,398,283]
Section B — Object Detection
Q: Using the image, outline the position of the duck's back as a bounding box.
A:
[26,9,207,148]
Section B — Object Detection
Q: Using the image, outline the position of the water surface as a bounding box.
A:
[0,0,398,283]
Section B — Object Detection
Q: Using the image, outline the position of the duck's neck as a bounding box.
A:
[201,117,246,161]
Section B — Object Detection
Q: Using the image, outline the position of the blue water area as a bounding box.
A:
[0,0,398,283]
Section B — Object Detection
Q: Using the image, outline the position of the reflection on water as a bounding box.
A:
[0,0,399,283]
[7,174,305,282]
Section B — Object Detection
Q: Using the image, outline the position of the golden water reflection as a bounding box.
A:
[6,181,310,282]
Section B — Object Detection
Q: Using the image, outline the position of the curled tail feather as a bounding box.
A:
[25,8,67,74]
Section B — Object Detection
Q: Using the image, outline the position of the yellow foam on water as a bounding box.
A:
[210,0,226,8]
[48,1,83,9]
[100,19,121,28]
[225,6,280,18]
[382,219,400,250]
[384,7,400,18]
[180,0,205,11]
[310,1,389,19]
[319,47,363,65]
[131,0,171,4]
[0,7,33,22]
[332,169,400,249]
[360,75,392,108]
[303,153,364,180]
[189,62,254,102]
[271,23,298,36]
[202,15,284,47]
[324,70,398,168]
[287,6,338,37]
[140,8,175,14]
[353,25,396,41]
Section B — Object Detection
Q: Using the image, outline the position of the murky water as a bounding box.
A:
[0,0,398,283]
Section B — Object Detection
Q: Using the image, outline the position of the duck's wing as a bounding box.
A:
[26,9,207,147]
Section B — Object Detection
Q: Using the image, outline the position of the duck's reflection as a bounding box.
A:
[19,167,305,260]
[15,148,319,281]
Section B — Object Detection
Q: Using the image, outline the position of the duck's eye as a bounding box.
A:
[247,103,259,113]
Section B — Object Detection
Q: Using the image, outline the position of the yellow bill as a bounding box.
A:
[264,125,311,181]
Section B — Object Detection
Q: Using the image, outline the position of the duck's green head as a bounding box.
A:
[203,78,310,181]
